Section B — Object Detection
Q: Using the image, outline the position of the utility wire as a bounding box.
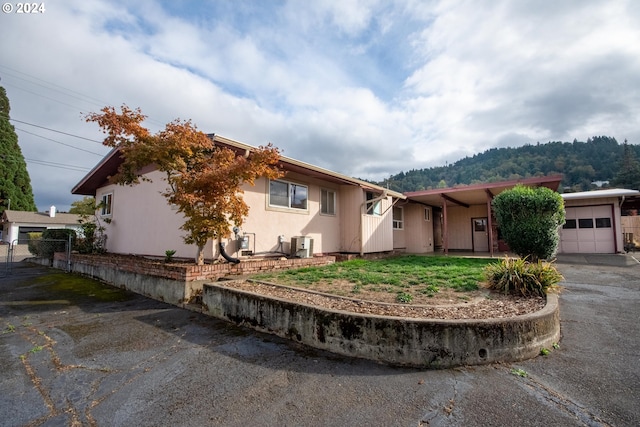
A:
[1,65,175,128]
[0,65,108,107]
[11,119,104,144]
[15,128,105,156]
[25,158,91,172]
[1,153,90,172]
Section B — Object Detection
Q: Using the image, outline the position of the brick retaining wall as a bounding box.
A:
[54,253,335,282]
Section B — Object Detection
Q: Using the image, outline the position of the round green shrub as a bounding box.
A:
[492,184,565,261]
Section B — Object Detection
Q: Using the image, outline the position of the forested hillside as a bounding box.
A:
[377,136,640,193]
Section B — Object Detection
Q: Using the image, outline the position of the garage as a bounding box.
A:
[560,205,615,253]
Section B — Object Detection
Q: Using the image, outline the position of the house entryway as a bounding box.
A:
[472,217,489,252]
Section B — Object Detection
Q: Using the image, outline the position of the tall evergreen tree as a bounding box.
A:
[611,139,640,190]
[0,86,37,213]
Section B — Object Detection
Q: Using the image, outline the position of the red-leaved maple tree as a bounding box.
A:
[86,105,283,264]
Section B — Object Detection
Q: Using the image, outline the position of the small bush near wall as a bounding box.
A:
[40,229,76,259]
[27,232,43,255]
[484,256,563,297]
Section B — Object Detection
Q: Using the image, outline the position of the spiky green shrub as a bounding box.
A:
[484,256,563,297]
[492,184,565,261]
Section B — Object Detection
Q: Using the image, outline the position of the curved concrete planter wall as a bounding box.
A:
[203,281,560,368]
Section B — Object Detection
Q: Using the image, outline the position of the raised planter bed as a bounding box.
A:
[203,280,560,368]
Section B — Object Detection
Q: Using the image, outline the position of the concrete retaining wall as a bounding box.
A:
[33,253,336,306]
[203,281,560,368]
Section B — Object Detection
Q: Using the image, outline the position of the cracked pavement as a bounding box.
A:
[1,255,638,426]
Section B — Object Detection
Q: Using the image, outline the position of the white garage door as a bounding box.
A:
[560,205,615,253]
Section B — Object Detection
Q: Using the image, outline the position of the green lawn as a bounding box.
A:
[253,255,499,302]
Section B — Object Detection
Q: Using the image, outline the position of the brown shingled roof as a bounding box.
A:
[1,210,82,226]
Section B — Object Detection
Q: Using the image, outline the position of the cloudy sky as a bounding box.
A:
[1,0,639,211]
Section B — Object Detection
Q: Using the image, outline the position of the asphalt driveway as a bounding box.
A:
[0,254,638,426]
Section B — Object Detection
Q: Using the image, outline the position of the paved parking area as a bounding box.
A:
[0,255,638,426]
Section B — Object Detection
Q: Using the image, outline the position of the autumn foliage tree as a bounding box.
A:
[86,105,283,264]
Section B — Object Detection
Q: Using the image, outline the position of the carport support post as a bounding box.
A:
[486,189,494,257]
[67,234,72,273]
[441,195,448,255]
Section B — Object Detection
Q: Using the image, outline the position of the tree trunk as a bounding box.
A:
[196,245,205,265]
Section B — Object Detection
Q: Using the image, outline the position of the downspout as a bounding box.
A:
[359,190,388,256]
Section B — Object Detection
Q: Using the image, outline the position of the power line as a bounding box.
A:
[10,118,104,144]
[0,64,174,128]
[15,127,105,156]
[25,158,91,172]
[0,65,109,107]
[0,153,90,172]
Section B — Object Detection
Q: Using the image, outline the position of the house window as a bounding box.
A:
[424,208,431,222]
[366,192,381,216]
[100,193,112,216]
[269,180,308,210]
[321,189,336,215]
[393,207,403,229]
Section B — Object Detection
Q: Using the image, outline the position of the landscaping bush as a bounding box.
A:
[484,256,563,297]
[492,184,565,261]
[27,232,43,256]
[34,229,77,259]
[74,219,107,254]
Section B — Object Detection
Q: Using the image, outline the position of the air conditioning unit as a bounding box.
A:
[291,236,314,258]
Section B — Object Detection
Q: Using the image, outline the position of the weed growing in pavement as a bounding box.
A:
[540,347,550,356]
[2,324,16,334]
[29,345,44,354]
[511,368,528,378]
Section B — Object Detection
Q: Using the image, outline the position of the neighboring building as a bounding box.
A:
[559,188,640,254]
[1,208,82,243]
[72,135,406,260]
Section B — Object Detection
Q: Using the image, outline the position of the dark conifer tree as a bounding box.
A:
[611,140,640,190]
[0,86,37,213]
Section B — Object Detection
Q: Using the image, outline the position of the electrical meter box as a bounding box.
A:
[240,235,250,250]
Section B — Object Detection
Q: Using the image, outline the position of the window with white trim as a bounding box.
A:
[100,193,112,216]
[269,179,308,210]
[320,188,336,215]
[393,206,404,229]
[366,191,381,216]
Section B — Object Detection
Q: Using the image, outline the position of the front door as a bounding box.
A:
[472,218,489,252]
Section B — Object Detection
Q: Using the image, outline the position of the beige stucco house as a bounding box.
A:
[72,132,635,260]
[72,135,406,261]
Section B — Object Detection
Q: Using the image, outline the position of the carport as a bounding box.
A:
[404,176,563,256]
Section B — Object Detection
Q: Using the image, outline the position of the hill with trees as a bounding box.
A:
[377,136,640,193]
